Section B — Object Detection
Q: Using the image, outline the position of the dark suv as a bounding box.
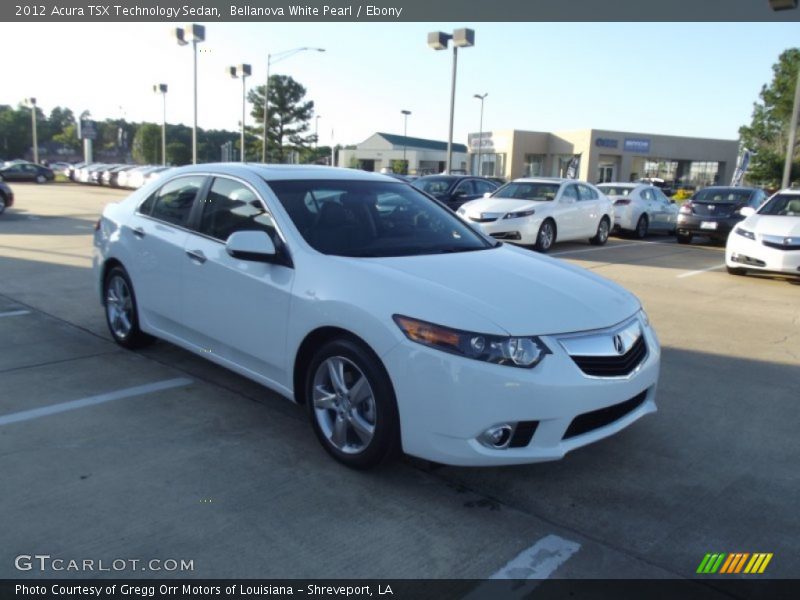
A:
[676,186,767,244]
[411,175,499,211]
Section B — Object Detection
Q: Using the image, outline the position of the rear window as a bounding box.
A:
[693,188,752,203]
[598,186,635,196]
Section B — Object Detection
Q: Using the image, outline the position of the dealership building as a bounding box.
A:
[337,132,468,175]
[468,129,740,187]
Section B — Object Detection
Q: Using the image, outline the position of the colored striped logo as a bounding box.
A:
[696,553,773,574]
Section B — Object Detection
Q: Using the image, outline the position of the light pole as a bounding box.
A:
[428,28,475,174]
[174,24,205,165]
[25,98,38,164]
[401,109,411,174]
[473,93,487,176]
[315,115,321,151]
[261,47,325,163]
[769,0,799,187]
[153,84,168,166]
[228,64,252,162]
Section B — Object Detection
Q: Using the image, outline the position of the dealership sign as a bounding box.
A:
[624,138,651,153]
[469,132,494,150]
[595,138,618,149]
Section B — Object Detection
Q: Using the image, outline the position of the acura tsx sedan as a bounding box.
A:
[93,164,660,468]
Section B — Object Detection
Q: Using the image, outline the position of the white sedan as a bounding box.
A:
[725,189,800,277]
[597,182,679,238]
[456,178,613,252]
[94,164,659,468]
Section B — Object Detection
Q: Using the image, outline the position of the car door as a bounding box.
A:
[448,179,476,210]
[651,188,677,230]
[125,174,206,337]
[555,183,582,240]
[577,183,605,236]
[1,165,24,181]
[181,175,294,385]
[473,178,498,199]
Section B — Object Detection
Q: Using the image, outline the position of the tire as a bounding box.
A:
[634,214,649,239]
[726,265,747,276]
[35,174,46,184]
[0,175,4,182]
[0,193,6,215]
[305,338,401,469]
[533,219,556,253]
[102,266,155,349]
[590,217,610,245]
[676,232,692,244]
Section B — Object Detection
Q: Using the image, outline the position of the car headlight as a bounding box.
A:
[735,227,755,240]
[393,315,550,368]
[502,209,536,220]
[639,308,650,328]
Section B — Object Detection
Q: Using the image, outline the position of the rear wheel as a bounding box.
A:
[590,217,610,245]
[726,265,747,276]
[306,339,400,469]
[35,174,46,184]
[103,266,155,349]
[533,219,556,253]
[634,214,649,239]
[0,193,6,215]
[677,232,692,244]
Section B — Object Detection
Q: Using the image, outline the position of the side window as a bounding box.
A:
[198,177,276,241]
[577,184,598,201]
[454,180,475,196]
[561,185,579,201]
[474,180,496,195]
[150,176,205,227]
[641,189,655,202]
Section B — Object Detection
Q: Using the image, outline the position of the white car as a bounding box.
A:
[93,165,659,468]
[725,189,800,277]
[456,178,614,252]
[597,182,678,238]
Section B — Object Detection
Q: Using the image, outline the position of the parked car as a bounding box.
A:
[457,178,613,252]
[101,165,136,187]
[0,162,54,183]
[124,166,162,189]
[142,166,172,187]
[94,164,660,468]
[411,175,499,211]
[598,182,678,238]
[48,161,71,173]
[676,186,767,244]
[0,181,14,214]
[67,162,88,181]
[725,189,800,277]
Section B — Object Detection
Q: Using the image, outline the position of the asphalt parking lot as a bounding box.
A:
[1,183,798,585]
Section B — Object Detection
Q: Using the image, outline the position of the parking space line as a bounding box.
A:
[489,534,581,579]
[551,240,668,256]
[0,377,193,426]
[0,310,31,318]
[676,263,726,278]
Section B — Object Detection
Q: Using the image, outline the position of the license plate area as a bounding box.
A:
[700,221,718,230]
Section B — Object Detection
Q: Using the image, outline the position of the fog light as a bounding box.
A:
[478,424,513,449]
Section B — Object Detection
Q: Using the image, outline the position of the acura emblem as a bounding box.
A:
[708,205,715,210]
[785,238,794,245]
[613,334,625,355]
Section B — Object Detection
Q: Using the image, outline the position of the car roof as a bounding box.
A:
[510,177,569,184]
[697,186,758,192]
[165,163,400,183]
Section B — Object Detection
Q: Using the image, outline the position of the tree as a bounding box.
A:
[248,74,315,163]
[166,141,191,166]
[131,123,162,164]
[739,48,800,186]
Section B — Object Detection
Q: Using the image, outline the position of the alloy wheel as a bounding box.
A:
[105,274,134,340]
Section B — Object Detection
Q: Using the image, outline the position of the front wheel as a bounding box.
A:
[590,217,610,245]
[103,266,155,349]
[533,219,556,252]
[726,265,747,276]
[676,232,692,244]
[306,339,400,469]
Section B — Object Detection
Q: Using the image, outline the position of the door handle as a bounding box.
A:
[186,249,207,264]
[132,227,145,238]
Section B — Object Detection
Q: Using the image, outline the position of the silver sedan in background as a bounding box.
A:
[598,182,678,238]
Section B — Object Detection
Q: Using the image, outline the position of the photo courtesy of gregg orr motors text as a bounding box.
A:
[14,554,194,573]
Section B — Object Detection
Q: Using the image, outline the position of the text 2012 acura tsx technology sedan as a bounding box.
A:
[93,164,660,468]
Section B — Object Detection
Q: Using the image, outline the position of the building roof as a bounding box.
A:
[376,132,468,153]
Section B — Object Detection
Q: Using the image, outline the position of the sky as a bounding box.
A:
[0,22,798,149]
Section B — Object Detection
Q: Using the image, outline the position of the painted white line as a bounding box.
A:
[0,377,193,426]
[489,534,581,579]
[0,310,31,318]
[676,263,726,278]
[551,240,664,256]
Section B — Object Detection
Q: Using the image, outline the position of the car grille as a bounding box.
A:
[763,240,800,251]
[571,335,647,377]
[563,389,648,440]
[469,216,498,223]
[489,231,521,240]
[691,203,737,217]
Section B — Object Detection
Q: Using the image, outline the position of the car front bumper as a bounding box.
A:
[382,315,660,466]
[471,216,542,246]
[726,232,800,275]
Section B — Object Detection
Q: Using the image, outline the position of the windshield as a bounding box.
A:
[758,194,800,216]
[493,182,560,201]
[267,179,496,257]
[692,188,752,203]
[598,185,635,196]
[411,177,455,196]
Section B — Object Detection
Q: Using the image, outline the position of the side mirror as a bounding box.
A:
[453,190,466,198]
[226,230,276,262]
[739,206,756,218]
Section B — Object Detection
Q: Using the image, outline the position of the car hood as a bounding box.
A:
[745,215,800,237]
[345,244,640,336]
[460,198,548,217]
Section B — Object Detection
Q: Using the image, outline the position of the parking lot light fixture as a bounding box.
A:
[473,93,487,176]
[261,47,325,163]
[401,110,411,173]
[25,98,38,164]
[315,115,322,151]
[428,28,475,174]
[229,64,252,162]
[153,84,168,166]
[174,24,205,164]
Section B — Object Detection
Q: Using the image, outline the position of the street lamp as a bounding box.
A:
[228,64,252,162]
[25,98,38,164]
[401,110,411,174]
[473,93,487,176]
[315,114,322,151]
[153,84,168,166]
[769,0,799,186]
[261,46,325,163]
[174,24,205,164]
[428,28,475,174]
